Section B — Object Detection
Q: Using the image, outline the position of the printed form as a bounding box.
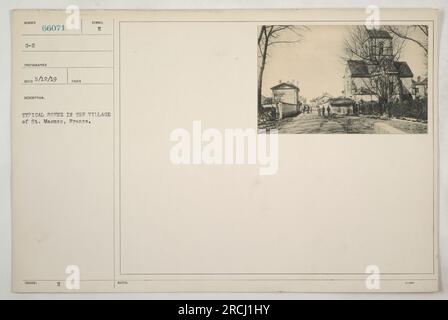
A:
[11,9,439,292]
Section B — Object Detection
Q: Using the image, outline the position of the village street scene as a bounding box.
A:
[257,25,429,134]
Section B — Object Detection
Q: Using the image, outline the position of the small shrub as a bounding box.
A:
[358,98,427,121]
[389,97,428,121]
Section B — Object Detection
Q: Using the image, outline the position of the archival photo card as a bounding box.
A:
[11,9,439,293]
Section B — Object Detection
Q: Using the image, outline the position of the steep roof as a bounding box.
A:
[347,60,370,78]
[330,97,355,106]
[271,82,299,91]
[394,61,413,78]
[313,93,333,104]
[412,77,428,87]
[366,29,392,39]
[346,60,413,78]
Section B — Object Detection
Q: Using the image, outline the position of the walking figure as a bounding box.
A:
[322,107,325,117]
[327,106,331,116]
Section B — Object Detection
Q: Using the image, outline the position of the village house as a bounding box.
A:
[344,29,414,102]
[412,76,428,99]
[329,97,355,114]
[311,93,333,111]
[265,81,301,119]
[271,81,299,104]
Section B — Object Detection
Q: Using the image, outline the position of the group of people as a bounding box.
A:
[317,105,332,117]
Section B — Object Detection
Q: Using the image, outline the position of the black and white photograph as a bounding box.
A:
[258,25,429,134]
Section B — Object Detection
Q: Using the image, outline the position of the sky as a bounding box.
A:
[261,25,428,102]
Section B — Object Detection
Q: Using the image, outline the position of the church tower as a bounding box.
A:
[364,29,393,63]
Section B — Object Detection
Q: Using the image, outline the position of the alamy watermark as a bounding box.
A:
[365,5,380,30]
[65,5,80,30]
[65,265,80,290]
[365,264,381,290]
[169,121,279,175]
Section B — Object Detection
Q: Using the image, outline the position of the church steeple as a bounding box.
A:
[365,28,393,62]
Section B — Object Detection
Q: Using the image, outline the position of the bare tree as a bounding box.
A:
[257,25,307,112]
[385,25,428,56]
[344,26,406,64]
[344,26,407,114]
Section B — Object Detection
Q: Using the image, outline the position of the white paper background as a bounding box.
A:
[0,0,447,299]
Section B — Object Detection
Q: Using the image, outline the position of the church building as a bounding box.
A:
[344,28,414,102]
